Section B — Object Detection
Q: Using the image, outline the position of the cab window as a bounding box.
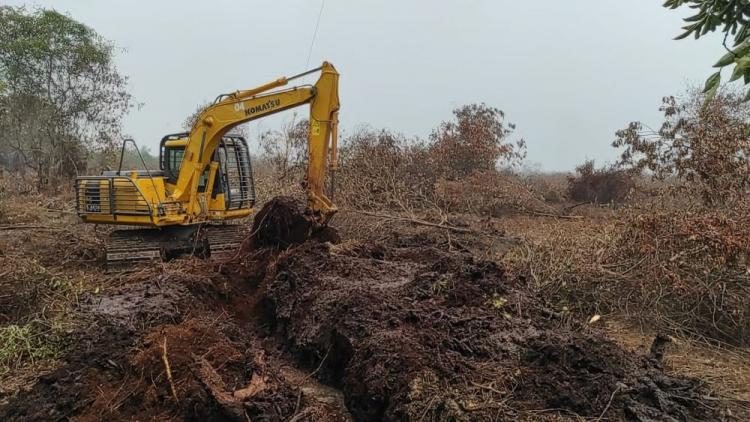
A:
[162,147,184,184]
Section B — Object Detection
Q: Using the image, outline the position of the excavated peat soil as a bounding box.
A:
[0,197,723,421]
[265,238,720,421]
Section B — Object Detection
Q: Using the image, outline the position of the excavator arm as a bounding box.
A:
[172,61,340,223]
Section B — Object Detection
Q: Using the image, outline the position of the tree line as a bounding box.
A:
[0,6,131,187]
[1,2,747,193]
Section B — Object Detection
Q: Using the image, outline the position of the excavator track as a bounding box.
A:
[105,224,251,271]
[106,231,164,272]
[205,224,251,260]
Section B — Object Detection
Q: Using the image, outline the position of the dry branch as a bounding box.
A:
[343,209,475,233]
[0,225,64,231]
[562,201,591,214]
[161,336,179,403]
[527,211,584,220]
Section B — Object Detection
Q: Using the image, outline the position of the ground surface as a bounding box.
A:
[0,195,747,421]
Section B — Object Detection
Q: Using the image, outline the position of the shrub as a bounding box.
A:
[613,88,750,207]
[524,172,568,203]
[0,323,63,375]
[429,104,526,179]
[434,170,553,216]
[336,127,432,211]
[609,206,750,345]
[254,104,532,217]
[566,160,634,204]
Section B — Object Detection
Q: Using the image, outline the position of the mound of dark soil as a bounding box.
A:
[251,196,340,249]
[264,239,718,421]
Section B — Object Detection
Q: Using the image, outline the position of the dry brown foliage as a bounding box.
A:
[524,172,568,203]
[614,88,750,206]
[609,205,750,345]
[567,160,634,205]
[592,87,750,344]
[255,104,532,218]
[504,202,750,347]
[434,170,553,216]
[428,103,526,179]
[256,116,308,181]
[335,127,434,212]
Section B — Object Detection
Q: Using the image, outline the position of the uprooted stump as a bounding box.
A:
[263,238,719,421]
[0,310,300,421]
[251,196,340,249]
[127,320,298,421]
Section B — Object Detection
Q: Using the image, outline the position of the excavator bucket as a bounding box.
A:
[250,196,340,249]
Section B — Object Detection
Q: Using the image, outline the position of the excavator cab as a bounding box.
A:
[159,133,256,212]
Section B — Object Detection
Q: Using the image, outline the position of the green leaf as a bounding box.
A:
[743,87,750,103]
[674,30,691,40]
[730,65,744,82]
[703,71,721,93]
[715,51,737,68]
[489,296,507,309]
[728,57,750,81]
[714,43,750,67]
[737,24,750,45]
[684,12,706,23]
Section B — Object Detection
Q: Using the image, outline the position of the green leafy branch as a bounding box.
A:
[666,0,750,101]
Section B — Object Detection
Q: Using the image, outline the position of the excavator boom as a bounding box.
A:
[174,62,340,223]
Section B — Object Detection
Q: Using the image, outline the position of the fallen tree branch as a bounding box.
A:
[289,408,313,422]
[596,383,623,421]
[0,225,65,231]
[342,209,475,233]
[526,211,584,220]
[563,201,591,214]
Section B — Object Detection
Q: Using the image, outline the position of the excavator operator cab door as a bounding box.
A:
[159,133,256,212]
[214,135,256,211]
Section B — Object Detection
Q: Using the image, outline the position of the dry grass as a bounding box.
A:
[499,202,750,346]
[499,212,617,313]
[524,172,569,203]
[0,189,103,380]
[0,322,65,377]
[609,205,750,345]
[434,170,555,216]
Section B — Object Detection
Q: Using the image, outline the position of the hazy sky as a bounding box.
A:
[10,1,725,171]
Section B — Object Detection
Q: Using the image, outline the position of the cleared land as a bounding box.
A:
[1,193,747,421]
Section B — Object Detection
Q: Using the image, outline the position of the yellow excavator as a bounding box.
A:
[75,62,340,268]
